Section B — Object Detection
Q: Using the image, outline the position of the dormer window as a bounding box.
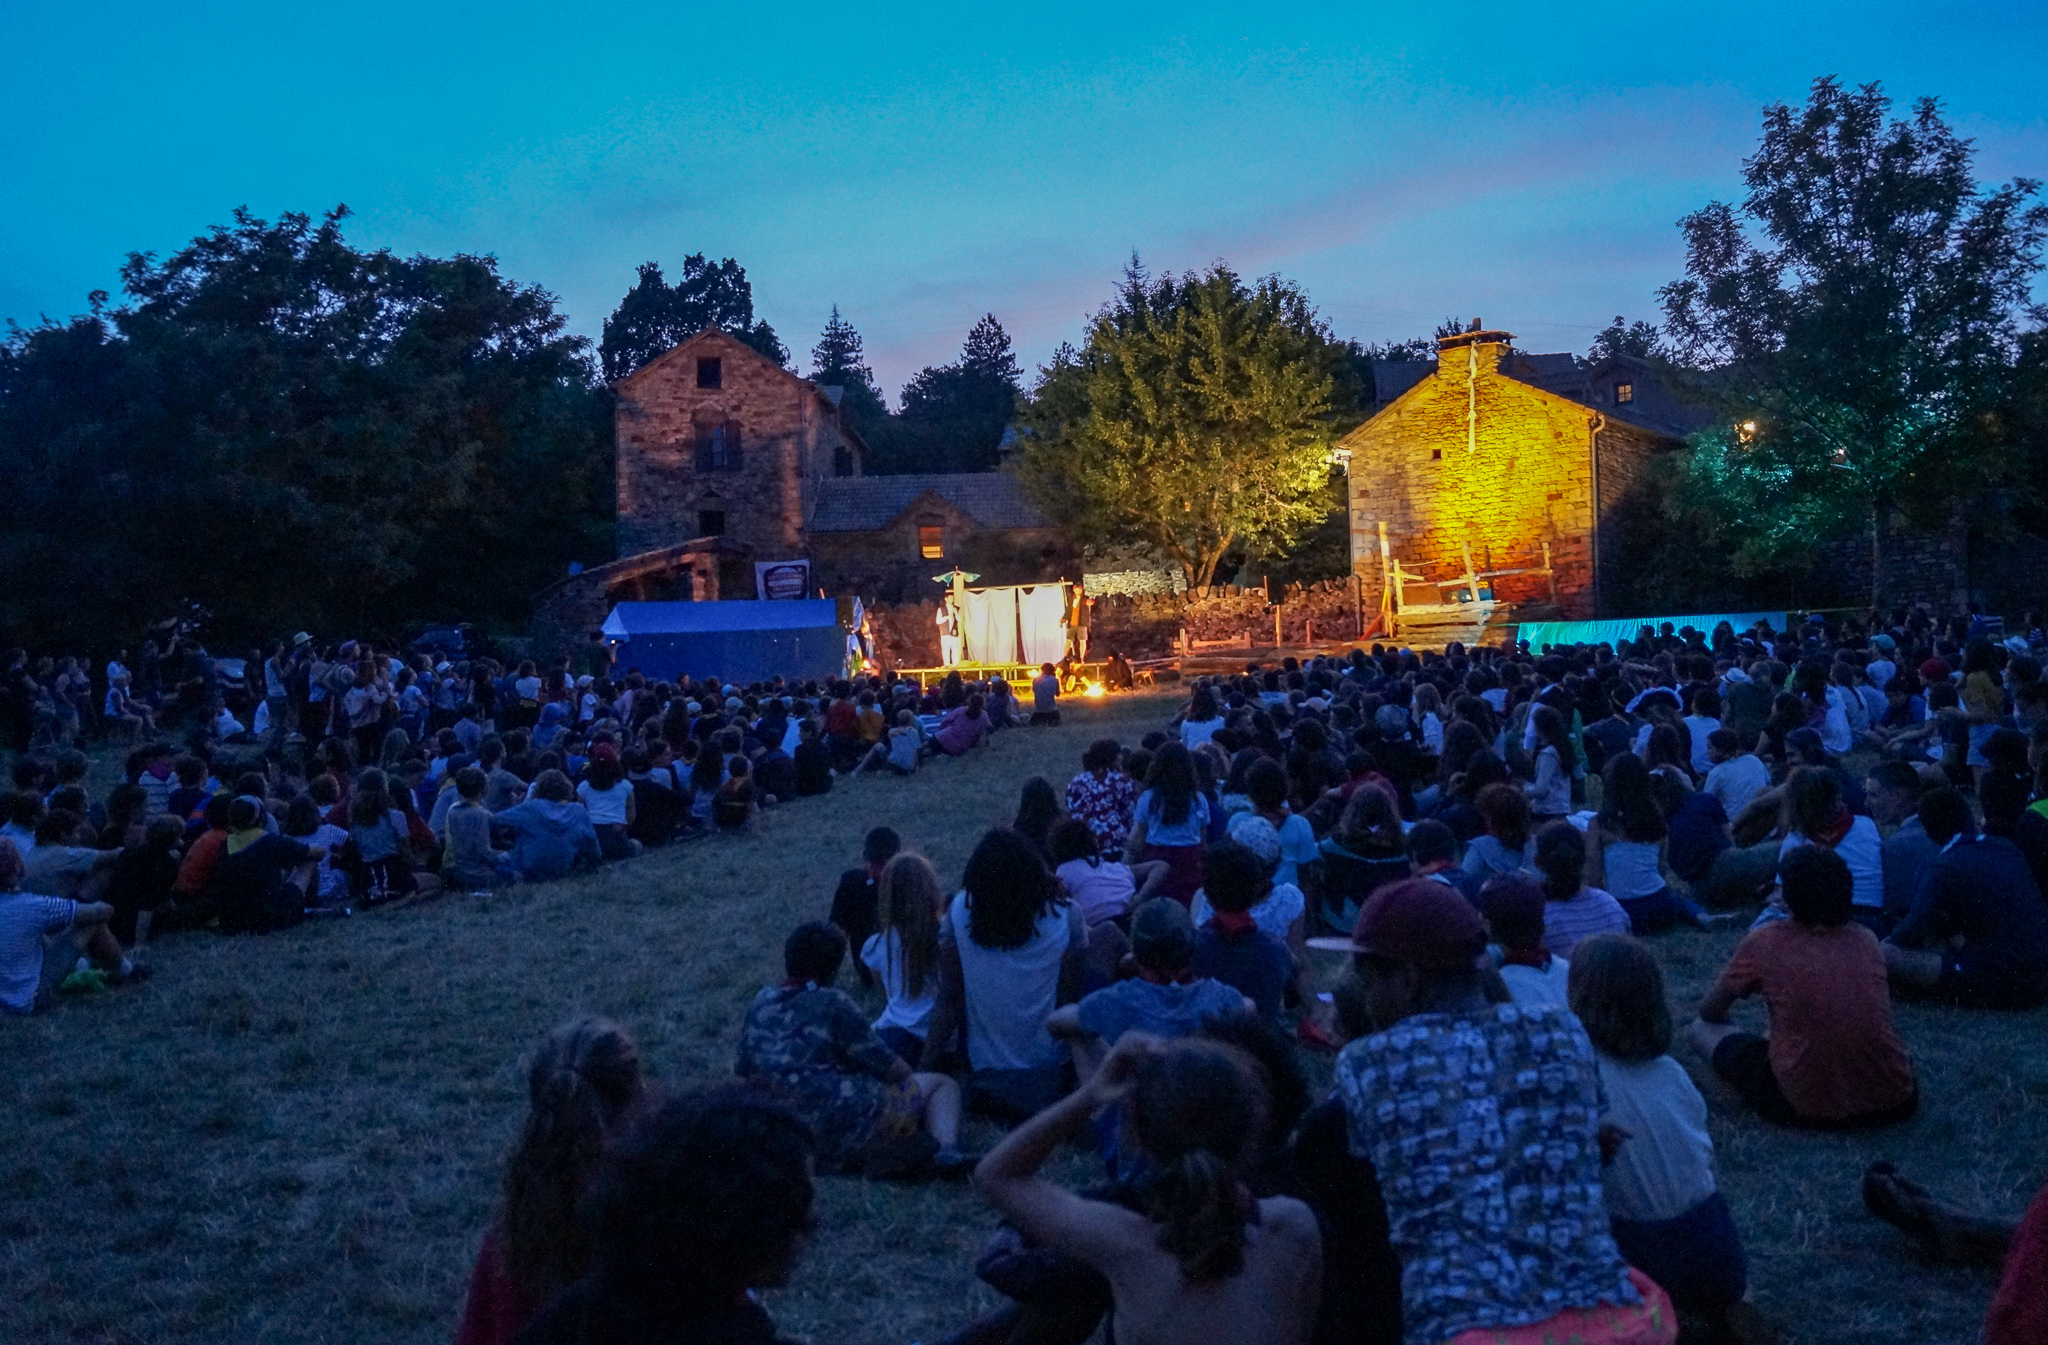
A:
[1614,381,1634,404]
[918,516,945,560]
[697,357,722,389]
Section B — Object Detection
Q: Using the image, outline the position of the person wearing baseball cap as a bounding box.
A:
[1327,877,1674,1345]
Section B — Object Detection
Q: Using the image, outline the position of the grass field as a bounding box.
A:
[4,688,2045,1345]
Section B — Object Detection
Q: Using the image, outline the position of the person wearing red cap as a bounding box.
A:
[1320,878,1676,1345]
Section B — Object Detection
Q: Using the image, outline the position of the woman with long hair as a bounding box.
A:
[1463,782,1534,881]
[863,852,946,1064]
[1314,784,1409,935]
[1013,776,1064,859]
[1525,704,1576,820]
[1125,741,1211,905]
[1066,737,1140,858]
[1588,753,1706,935]
[454,1017,645,1345]
[922,828,1087,1120]
[1180,684,1226,749]
[975,1035,1323,1345]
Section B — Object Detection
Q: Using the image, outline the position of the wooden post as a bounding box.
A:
[1543,542,1559,607]
[1306,617,1314,647]
[1274,606,1284,649]
[1460,540,1479,600]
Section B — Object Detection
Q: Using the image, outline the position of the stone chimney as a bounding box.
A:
[1434,318,1514,374]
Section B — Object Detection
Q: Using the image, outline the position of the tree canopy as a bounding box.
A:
[1015,261,1340,589]
[1585,315,1670,363]
[1657,77,2047,600]
[599,255,786,383]
[863,314,1023,474]
[808,305,888,435]
[0,206,611,651]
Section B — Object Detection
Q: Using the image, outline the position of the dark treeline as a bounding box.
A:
[0,207,612,653]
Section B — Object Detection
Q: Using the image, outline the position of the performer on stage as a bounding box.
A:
[936,597,962,668]
[1068,586,1092,662]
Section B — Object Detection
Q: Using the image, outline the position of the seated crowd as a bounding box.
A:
[10,606,2048,1345]
[1,636,1037,1012]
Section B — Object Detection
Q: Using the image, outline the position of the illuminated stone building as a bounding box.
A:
[1339,326,1708,620]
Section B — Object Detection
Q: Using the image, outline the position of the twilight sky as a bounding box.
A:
[3,2,2043,398]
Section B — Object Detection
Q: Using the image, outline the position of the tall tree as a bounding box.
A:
[808,305,888,433]
[879,313,1024,473]
[1585,315,1670,363]
[1659,78,2047,602]
[0,206,609,649]
[1015,260,1339,589]
[598,255,786,382]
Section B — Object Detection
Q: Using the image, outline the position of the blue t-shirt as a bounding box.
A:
[1075,976,1245,1044]
[1192,924,1292,1019]
[1133,789,1211,847]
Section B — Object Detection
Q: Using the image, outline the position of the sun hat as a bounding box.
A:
[292,631,312,647]
[1306,876,1488,970]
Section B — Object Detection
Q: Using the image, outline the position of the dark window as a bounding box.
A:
[694,420,742,472]
[833,445,854,477]
[1430,448,1443,461]
[1614,381,1634,404]
[698,509,725,537]
[697,357,722,389]
[919,524,944,560]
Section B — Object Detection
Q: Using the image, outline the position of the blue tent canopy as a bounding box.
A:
[602,600,846,685]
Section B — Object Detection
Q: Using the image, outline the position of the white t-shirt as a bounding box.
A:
[1780,816,1884,910]
[945,891,1079,1071]
[1596,1053,1718,1224]
[1703,754,1770,819]
[1681,715,1720,776]
[576,779,633,826]
[862,929,937,1038]
[1055,858,1136,926]
[1,892,77,1013]
[1496,954,1572,1012]
[1190,881,1305,945]
[1180,716,1224,749]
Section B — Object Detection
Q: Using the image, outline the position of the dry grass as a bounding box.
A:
[3,689,2044,1345]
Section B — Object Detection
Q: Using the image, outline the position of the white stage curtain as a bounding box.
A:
[1018,584,1069,666]
[961,587,1019,665]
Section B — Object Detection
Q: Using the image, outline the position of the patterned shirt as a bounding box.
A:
[1066,770,1139,854]
[735,983,902,1167]
[1333,1003,1639,1345]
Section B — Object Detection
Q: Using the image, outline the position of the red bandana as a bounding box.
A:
[1500,947,1553,972]
[1206,910,1259,936]
[1812,804,1854,849]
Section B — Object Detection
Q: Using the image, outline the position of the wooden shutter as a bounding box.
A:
[724,420,742,470]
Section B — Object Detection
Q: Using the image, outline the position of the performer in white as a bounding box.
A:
[936,597,962,667]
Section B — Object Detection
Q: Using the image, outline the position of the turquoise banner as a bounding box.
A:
[1515,612,1789,650]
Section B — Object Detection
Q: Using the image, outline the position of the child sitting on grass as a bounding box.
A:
[1191,840,1295,1021]
[737,921,970,1178]
[1569,933,1750,1329]
[861,853,944,1065]
[442,767,514,890]
[1480,873,1571,1011]
[1049,898,1250,1076]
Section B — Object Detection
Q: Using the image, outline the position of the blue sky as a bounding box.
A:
[3,2,2043,397]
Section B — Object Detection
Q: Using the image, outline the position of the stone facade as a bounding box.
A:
[806,472,1070,603]
[1339,330,1680,621]
[614,329,862,565]
[530,538,753,656]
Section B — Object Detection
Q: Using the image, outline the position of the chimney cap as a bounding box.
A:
[1436,326,1514,352]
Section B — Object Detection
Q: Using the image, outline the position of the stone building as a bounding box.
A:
[613,328,865,562]
[807,473,1068,602]
[1340,327,1708,620]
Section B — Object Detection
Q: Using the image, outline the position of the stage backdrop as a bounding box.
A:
[1019,584,1068,665]
[961,587,1019,665]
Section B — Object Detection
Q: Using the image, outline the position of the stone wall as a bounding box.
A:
[614,329,855,561]
[1341,340,1668,621]
[810,500,1072,604]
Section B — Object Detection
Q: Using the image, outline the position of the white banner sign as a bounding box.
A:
[754,558,812,600]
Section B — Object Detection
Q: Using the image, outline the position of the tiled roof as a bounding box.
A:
[807,472,1049,533]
